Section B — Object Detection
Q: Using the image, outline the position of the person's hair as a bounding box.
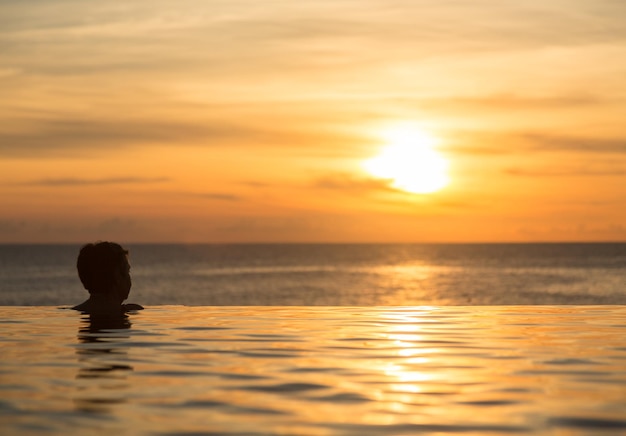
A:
[77,242,129,294]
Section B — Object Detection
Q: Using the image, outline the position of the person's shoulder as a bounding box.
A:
[123,303,144,312]
[71,301,90,311]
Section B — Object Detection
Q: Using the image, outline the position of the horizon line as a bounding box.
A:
[0,240,624,245]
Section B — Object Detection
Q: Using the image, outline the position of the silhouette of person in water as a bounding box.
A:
[72,241,144,315]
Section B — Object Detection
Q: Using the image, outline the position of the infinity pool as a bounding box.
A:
[1,306,626,435]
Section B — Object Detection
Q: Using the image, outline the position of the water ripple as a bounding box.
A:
[548,416,626,430]
[239,382,330,393]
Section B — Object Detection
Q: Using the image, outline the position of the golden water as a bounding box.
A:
[1,306,626,435]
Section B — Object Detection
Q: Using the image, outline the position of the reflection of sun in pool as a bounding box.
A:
[363,125,449,194]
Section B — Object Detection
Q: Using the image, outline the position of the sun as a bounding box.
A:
[363,125,449,194]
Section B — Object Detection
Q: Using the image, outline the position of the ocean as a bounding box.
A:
[1,243,624,306]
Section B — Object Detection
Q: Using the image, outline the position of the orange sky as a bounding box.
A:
[1,0,625,243]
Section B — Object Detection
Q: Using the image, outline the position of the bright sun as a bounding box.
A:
[363,125,449,194]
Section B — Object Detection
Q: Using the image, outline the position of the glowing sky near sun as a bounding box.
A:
[0,0,625,242]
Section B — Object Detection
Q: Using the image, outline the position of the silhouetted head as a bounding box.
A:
[77,242,132,301]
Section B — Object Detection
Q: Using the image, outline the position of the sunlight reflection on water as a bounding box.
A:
[1,306,626,435]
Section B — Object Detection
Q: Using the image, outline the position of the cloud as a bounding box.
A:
[19,176,171,186]
[313,174,400,193]
[398,94,611,113]
[192,192,242,201]
[505,167,626,177]
[0,104,373,158]
[522,134,626,154]
[0,117,252,157]
[238,181,271,188]
[444,131,626,156]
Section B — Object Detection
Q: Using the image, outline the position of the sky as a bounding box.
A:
[1,0,625,243]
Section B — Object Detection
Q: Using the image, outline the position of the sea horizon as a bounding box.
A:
[1,240,625,246]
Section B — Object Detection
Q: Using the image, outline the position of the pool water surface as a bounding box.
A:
[1,306,626,435]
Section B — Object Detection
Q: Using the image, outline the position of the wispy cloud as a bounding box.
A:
[238,181,271,188]
[0,109,373,158]
[19,176,171,186]
[523,134,626,154]
[444,131,626,156]
[313,174,399,193]
[0,118,252,157]
[505,167,626,177]
[402,94,613,114]
[192,192,242,201]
